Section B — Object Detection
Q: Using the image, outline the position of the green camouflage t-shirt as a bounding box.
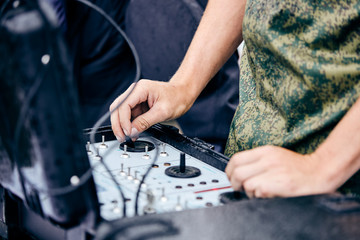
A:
[225,0,360,192]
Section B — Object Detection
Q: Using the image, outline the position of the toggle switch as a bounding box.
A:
[119,163,126,176]
[98,135,108,149]
[160,143,169,157]
[121,145,130,158]
[86,141,93,156]
[142,145,150,159]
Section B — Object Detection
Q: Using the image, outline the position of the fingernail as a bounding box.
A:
[115,135,124,142]
[123,128,129,136]
[130,127,139,138]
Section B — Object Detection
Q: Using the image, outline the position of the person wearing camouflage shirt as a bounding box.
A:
[225,1,360,195]
[110,0,360,197]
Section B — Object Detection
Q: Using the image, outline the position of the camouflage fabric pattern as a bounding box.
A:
[225,0,360,192]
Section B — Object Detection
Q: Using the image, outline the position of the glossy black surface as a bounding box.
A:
[97,194,360,240]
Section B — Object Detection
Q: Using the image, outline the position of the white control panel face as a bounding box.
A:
[88,136,232,220]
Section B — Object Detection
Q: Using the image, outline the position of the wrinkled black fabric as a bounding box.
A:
[65,0,135,128]
[47,0,67,30]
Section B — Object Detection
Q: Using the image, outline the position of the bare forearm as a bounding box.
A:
[110,0,246,140]
[171,0,246,104]
[312,97,360,190]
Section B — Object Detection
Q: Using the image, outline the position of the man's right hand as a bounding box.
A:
[110,79,193,142]
[110,0,246,142]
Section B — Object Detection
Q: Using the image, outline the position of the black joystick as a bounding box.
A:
[124,136,135,149]
[119,139,155,152]
[180,152,186,173]
[165,153,201,178]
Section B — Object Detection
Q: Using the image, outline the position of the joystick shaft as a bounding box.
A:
[180,153,185,173]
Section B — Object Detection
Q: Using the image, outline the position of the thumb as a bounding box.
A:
[130,107,165,137]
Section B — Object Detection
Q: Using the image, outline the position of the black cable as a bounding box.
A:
[73,1,161,217]
[12,68,46,210]
[74,0,141,218]
[0,0,11,18]
[10,0,50,208]
[14,61,45,147]
[6,0,89,208]
[77,0,141,142]
[9,0,160,220]
[134,138,159,216]
[7,0,141,220]
[59,0,161,218]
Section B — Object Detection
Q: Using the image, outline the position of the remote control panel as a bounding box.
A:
[86,126,234,220]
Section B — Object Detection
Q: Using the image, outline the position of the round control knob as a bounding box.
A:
[119,140,155,152]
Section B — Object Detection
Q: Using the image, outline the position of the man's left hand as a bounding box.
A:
[225,145,335,198]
